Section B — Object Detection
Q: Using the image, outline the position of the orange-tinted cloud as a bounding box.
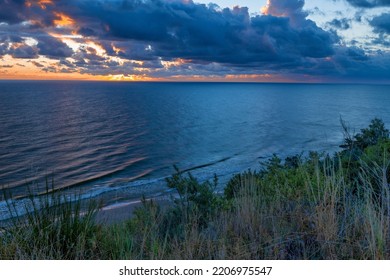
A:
[25,0,53,9]
[261,0,272,15]
[261,0,307,27]
[53,12,75,27]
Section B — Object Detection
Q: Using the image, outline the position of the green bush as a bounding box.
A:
[224,169,261,200]
[338,118,390,193]
[165,166,222,227]
[340,118,389,151]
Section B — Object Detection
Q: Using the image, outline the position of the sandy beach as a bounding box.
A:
[95,196,173,225]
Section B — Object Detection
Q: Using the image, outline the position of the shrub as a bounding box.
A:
[341,118,389,152]
[224,169,261,200]
[165,166,222,227]
[337,119,388,189]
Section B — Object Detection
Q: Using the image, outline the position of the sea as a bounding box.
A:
[1,81,389,220]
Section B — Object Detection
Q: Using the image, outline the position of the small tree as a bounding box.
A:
[339,118,390,195]
[354,118,389,149]
[341,118,389,151]
[165,166,220,227]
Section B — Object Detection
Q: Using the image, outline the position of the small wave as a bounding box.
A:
[0,157,148,200]
[57,157,148,190]
[179,156,232,173]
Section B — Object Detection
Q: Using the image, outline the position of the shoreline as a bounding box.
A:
[95,195,173,225]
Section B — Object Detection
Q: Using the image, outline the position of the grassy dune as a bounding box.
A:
[1,118,390,259]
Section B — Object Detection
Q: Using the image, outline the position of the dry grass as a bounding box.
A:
[1,154,390,260]
[135,156,390,260]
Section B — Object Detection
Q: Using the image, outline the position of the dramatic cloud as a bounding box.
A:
[261,0,307,26]
[64,0,336,66]
[370,13,390,34]
[0,0,389,82]
[369,13,390,47]
[9,43,39,59]
[346,0,390,8]
[36,35,74,58]
[0,0,28,24]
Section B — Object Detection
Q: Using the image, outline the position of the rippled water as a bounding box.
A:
[1,81,389,217]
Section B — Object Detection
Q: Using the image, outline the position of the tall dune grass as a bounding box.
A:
[0,184,102,259]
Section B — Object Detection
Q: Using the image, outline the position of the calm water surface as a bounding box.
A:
[1,81,389,218]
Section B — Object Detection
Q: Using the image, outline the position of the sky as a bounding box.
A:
[0,0,389,82]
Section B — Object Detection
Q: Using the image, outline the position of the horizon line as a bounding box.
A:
[0,79,389,85]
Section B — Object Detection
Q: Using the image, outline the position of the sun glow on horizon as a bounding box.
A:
[0,57,296,83]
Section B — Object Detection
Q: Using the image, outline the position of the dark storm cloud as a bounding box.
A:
[346,0,390,8]
[76,27,96,37]
[75,1,252,54]
[0,34,24,43]
[0,0,68,28]
[0,0,27,24]
[369,13,390,47]
[66,0,335,66]
[0,33,24,56]
[9,43,39,58]
[333,48,390,80]
[240,14,335,66]
[370,13,390,34]
[73,48,106,66]
[57,58,74,68]
[37,35,73,58]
